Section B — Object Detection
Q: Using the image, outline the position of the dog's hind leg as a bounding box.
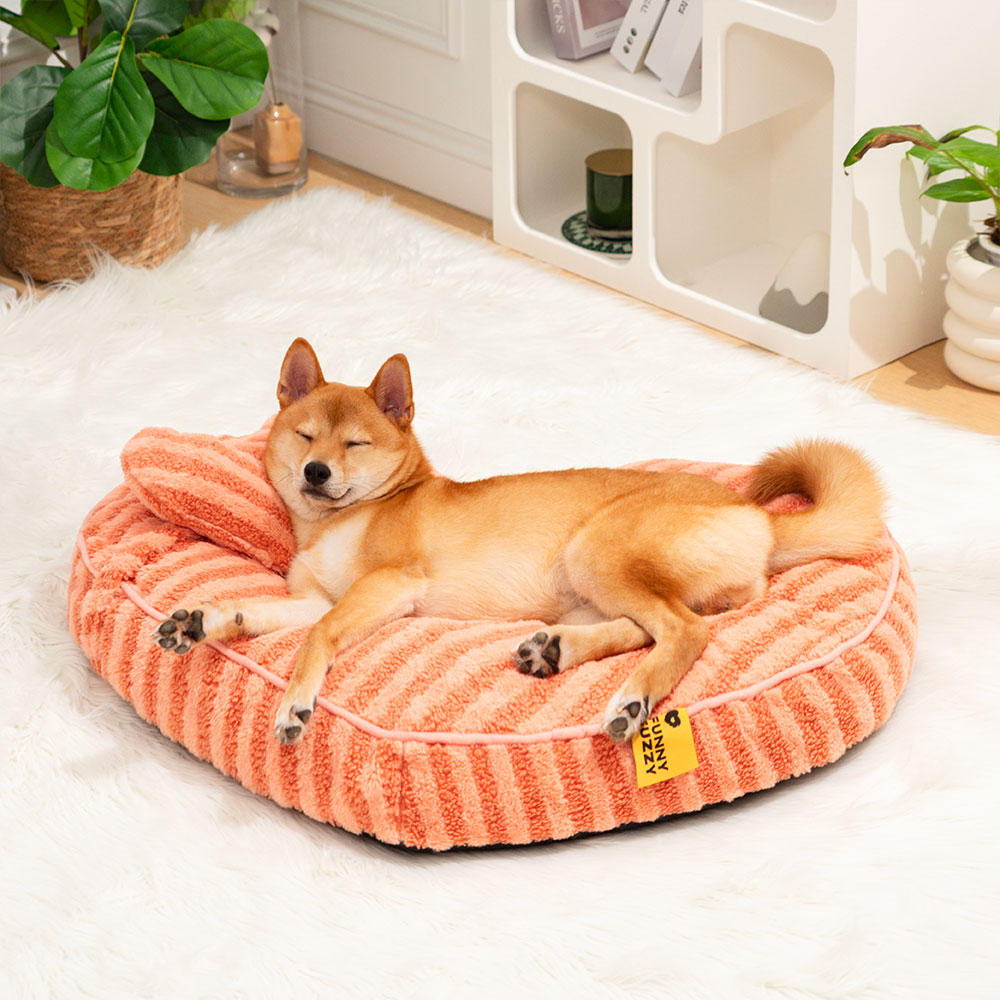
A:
[561,515,712,742]
[599,596,708,741]
[514,610,650,677]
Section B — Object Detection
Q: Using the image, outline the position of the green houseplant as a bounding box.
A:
[844,124,1000,246]
[844,124,1000,392]
[0,0,269,279]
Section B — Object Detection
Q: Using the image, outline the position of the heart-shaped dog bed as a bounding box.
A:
[68,424,917,850]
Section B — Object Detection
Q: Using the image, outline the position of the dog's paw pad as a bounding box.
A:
[152,604,246,653]
[514,631,561,677]
[153,607,208,653]
[274,700,316,745]
[602,694,650,742]
[279,723,301,743]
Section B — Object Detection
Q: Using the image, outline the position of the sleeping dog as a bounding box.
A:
[155,339,886,745]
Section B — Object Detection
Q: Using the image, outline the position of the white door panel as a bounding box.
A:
[302,0,491,216]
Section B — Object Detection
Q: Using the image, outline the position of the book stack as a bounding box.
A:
[545,0,631,60]
[546,0,703,99]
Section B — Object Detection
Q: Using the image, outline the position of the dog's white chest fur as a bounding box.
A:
[296,511,372,602]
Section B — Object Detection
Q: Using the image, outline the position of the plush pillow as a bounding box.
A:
[70,426,917,851]
[120,423,294,573]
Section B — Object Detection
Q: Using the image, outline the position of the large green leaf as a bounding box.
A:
[0,6,60,50]
[99,0,187,51]
[45,123,145,190]
[923,177,993,203]
[0,64,70,187]
[20,0,74,37]
[140,19,267,120]
[138,75,228,175]
[52,31,154,162]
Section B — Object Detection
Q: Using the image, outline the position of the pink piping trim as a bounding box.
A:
[686,535,901,717]
[76,529,902,747]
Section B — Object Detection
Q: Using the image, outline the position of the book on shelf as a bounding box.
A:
[610,0,669,73]
[644,0,703,97]
[545,0,630,60]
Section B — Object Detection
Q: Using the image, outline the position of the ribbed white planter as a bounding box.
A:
[943,235,1000,392]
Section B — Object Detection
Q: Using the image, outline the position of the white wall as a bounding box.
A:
[0,28,44,83]
[300,0,492,217]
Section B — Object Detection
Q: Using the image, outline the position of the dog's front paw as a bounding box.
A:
[602,692,650,743]
[514,631,562,677]
[152,603,245,654]
[274,695,317,745]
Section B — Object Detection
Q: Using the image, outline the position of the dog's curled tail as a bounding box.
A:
[747,439,887,574]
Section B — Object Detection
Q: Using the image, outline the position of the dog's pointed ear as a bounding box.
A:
[277,338,325,409]
[368,354,414,429]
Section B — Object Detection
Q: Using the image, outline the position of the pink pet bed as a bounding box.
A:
[67,423,918,850]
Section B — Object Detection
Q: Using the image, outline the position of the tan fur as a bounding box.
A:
[747,439,888,573]
[157,339,887,745]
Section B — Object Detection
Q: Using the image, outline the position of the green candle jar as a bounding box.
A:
[585,148,632,241]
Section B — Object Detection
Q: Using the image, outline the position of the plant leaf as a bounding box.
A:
[907,145,960,178]
[0,6,60,50]
[937,125,993,145]
[911,138,1000,179]
[843,125,936,168]
[0,64,70,187]
[140,19,267,120]
[20,0,74,37]
[138,74,228,175]
[99,0,188,51]
[939,136,1000,172]
[922,177,992,203]
[185,0,256,27]
[906,131,1000,176]
[62,0,92,30]
[52,31,154,162]
[45,122,145,190]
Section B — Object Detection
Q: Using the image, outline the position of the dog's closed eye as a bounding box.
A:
[296,430,314,442]
[345,441,371,449]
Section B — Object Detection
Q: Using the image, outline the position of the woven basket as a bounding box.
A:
[0,166,184,282]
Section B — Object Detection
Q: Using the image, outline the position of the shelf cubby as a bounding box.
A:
[515,84,632,267]
[655,77,834,327]
[511,0,703,127]
[492,0,1000,378]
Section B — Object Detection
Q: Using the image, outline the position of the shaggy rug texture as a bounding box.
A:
[1,185,997,998]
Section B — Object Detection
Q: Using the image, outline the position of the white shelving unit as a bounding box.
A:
[491,0,999,379]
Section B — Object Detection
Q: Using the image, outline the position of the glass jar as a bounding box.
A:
[216,0,308,198]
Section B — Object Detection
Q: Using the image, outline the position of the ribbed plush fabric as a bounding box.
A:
[67,426,918,850]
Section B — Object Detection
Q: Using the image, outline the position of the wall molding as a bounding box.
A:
[305,75,490,168]
[303,0,462,59]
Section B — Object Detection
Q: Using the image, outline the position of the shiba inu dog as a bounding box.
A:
[155,338,887,746]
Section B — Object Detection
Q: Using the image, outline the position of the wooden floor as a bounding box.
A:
[3,150,998,436]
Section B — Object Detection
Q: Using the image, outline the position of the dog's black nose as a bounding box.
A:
[303,461,331,486]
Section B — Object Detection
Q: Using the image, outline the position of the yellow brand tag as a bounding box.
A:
[631,708,699,788]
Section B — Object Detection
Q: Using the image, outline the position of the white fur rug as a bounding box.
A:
[2,185,997,999]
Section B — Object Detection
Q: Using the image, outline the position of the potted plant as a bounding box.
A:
[0,0,269,281]
[844,124,1000,392]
